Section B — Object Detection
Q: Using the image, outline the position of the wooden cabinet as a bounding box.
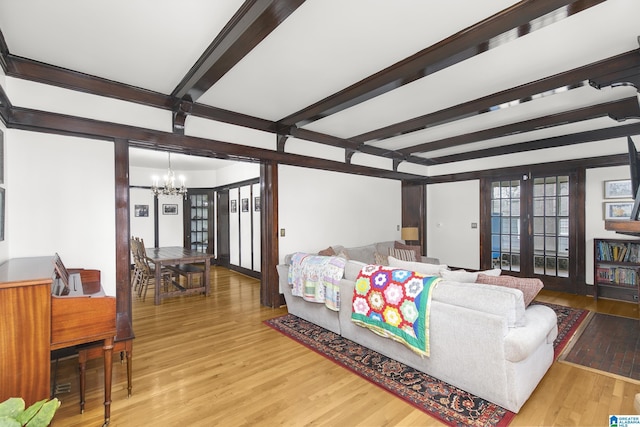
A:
[184,189,214,254]
[594,238,640,304]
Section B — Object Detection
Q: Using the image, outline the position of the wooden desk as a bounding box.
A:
[145,247,212,305]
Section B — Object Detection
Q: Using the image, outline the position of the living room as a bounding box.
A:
[0,1,639,425]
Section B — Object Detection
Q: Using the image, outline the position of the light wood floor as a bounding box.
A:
[51,267,640,426]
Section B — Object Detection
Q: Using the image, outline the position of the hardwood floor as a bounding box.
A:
[51,267,640,426]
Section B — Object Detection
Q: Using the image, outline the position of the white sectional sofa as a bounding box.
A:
[276,241,558,413]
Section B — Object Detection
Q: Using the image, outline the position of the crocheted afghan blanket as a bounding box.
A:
[351,264,440,357]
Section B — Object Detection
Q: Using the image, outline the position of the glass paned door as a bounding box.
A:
[491,180,521,272]
[487,173,574,289]
[189,192,210,253]
[532,176,570,278]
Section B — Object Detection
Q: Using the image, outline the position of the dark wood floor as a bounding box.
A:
[562,313,640,380]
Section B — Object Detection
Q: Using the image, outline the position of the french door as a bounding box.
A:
[483,171,580,292]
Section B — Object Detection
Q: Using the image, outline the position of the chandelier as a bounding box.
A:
[151,152,187,198]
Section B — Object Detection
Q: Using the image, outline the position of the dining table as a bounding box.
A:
[145,246,212,305]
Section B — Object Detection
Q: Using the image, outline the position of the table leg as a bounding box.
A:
[154,260,161,305]
[204,257,210,296]
[102,337,114,427]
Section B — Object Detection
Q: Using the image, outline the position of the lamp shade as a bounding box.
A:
[401,227,419,241]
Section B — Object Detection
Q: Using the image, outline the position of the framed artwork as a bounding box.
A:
[254,196,260,212]
[604,201,634,220]
[134,204,149,217]
[163,204,178,215]
[230,200,237,213]
[604,179,633,199]
[0,188,4,241]
[241,198,249,212]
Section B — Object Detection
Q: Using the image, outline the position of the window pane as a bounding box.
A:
[492,200,501,215]
[501,199,510,216]
[558,177,569,195]
[501,235,510,251]
[558,237,569,256]
[558,257,569,277]
[545,198,556,216]
[545,236,556,253]
[511,199,520,216]
[534,236,544,252]
[501,218,511,234]
[559,196,569,216]
[545,177,557,196]
[491,216,500,233]
[511,254,521,272]
[511,218,519,234]
[533,198,544,216]
[511,236,520,253]
[545,256,557,274]
[492,182,501,199]
[534,256,545,274]
[533,178,545,197]
[492,234,501,251]
[533,217,544,235]
[545,218,556,235]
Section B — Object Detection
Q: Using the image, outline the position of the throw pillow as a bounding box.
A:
[317,246,336,256]
[441,268,502,283]
[388,248,416,262]
[388,255,448,276]
[374,252,389,266]
[475,274,544,306]
[394,241,422,261]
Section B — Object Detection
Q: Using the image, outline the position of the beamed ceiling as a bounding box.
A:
[0,0,639,180]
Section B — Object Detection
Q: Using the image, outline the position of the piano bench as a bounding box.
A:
[77,338,133,413]
[165,264,204,289]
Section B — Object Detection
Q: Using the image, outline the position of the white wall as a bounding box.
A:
[252,182,261,272]
[0,124,8,262]
[426,180,480,269]
[6,130,116,295]
[278,165,402,262]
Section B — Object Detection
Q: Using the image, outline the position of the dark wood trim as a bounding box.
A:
[6,106,425,181]
[403,97,640,155]
[278,0,601,128]
[353,49,640,144]
[575,167,587,295]
[260,161,283,307]
[401,182,425,255]
[114,138,134,341]
[172,0,306,101]
[425,123,640,165]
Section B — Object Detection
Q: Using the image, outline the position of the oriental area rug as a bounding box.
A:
[265,303,588,427]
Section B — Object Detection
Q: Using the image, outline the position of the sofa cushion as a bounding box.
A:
[434,280,526,327]
[344,260,367,281]
[394,241,422,260]
[374,252,389,266]
[344,244,377,264]
[475,274,544,307]
[388,256,447,276]
[388,248,416,261]
[441,268,501,283]
[317,246,336,256]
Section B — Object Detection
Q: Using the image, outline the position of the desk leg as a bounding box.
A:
[205,257,210,296]
[154,261,161,305]
[102,337,114,427]
[125,341,133,397]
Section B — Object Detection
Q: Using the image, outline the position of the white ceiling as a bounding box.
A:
[0,0,639,172]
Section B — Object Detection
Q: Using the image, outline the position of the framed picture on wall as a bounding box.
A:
[230,200,237,213]
[134,204,149,217]
[604,179,633,199]
[163,204,178,215]
[604,201,634,220]
[254,196,260,211]
[241,198,249,212]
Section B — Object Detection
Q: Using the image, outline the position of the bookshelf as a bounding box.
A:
[594,238,640,304]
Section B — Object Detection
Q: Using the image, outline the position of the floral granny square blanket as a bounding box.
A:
[351,264,440,357]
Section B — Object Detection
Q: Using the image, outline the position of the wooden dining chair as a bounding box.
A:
[132,237,173,301]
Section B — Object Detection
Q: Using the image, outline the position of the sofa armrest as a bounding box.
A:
[420,256,440,264]
[503,304,557,362]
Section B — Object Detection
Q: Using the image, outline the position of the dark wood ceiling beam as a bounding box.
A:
[423,122,640,165]
[6,106,424,181]
[4,55,173,109]
[171,0,306,101]
[353,49,640,143]
[278,0,603,129]
[402,97,640,155]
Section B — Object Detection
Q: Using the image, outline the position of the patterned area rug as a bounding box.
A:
[265,303,588,427]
